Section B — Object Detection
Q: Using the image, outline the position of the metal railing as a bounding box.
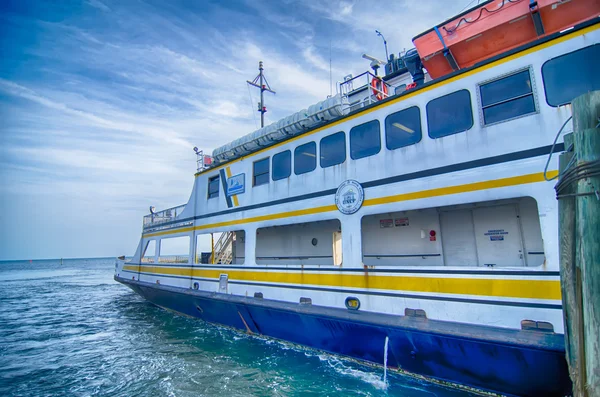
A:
[157,255,189,264]
[212,232,235,265]
[143,204,186,227]
[339,71,391,112]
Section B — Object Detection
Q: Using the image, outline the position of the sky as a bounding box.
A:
[0,0,465,260]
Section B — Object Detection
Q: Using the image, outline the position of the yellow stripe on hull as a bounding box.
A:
[144,171,558,238]
[124,265,561,301]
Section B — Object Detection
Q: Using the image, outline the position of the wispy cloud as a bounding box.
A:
[0,0,452,260]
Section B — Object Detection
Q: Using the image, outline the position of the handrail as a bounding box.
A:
[143,204,186,227]
[339,71,391,108]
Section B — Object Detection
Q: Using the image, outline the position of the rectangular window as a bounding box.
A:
[141,240,156,263]
[320,131,346,168]
[479,69,536,125]
[272,150,291,181]
[542,44,600,107]
[427,89,473,138]
[385,106,422,150]
[294,141,316,175]
[208,175,220,199]
[253,157,270,186]
[350,120,381,160]
[158,236,190,263]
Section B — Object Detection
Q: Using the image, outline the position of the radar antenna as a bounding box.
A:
[247,61,276,128]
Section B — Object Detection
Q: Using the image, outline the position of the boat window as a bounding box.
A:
[542,44,600,107]
[253,157,270,186]
[350,120,381,160]
[479,69,536,125]
[272,150,291,181]
[141,240,156,263]
[294,141,317,175]
[158,236,189,264]
[207,175,220,199]
[385,106,422,150]
[196,230,245,264]
[427,89,473,138]
[320,131,346,168]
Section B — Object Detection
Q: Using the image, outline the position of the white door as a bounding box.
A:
[440,210,479,266]
[472,205,524,267]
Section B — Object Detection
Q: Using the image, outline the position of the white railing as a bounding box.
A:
[157,255,189,264]
[143,204,186,227]
[339,71,391,113]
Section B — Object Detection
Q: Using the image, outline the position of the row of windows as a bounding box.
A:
[217,44,598,193]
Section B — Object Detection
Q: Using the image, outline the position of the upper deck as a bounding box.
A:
[144,20,598,236]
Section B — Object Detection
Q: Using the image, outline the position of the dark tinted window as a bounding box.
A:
[542,44,600,107]
[427,90,473,138]
[385,107,422,150]
[294,142,316,175]
[350,120,381,159]
[253,158,269,186]
[272,151,291,181]
[320,131,346,168]
[479,69,535,125]
[208,175,220,199]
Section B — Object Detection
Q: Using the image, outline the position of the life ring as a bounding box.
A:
[371,77,388,100]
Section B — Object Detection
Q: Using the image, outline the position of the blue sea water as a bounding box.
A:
[0,258,482,396]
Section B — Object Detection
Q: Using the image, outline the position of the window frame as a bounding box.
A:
[384,106,422,150]
[477,66,539,127]
[294,141,317,175]
[320,131,347,168]
[350,119,381,160]
[272,150,292,181]
[253,157,270,186]
[426,89,474,139]
[207,175,220,199]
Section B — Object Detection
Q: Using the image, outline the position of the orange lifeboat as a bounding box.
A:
[413,0,600,79]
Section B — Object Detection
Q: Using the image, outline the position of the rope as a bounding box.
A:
[247,83,259,130]
[555,160,600,200]
[544,116,573,181]
[442,0,522,35]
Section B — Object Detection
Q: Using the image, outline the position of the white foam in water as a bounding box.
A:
[317,353,389,391]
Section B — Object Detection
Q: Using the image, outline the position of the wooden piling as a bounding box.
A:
[569,91,600,396]
[558,132,584,395]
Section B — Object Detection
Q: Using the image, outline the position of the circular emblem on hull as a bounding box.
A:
[335,180,364,215]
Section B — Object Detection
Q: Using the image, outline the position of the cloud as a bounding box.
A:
[0,0,452,259]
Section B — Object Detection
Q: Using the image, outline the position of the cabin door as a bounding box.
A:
[440,210,479,266]
[472,205,525,267]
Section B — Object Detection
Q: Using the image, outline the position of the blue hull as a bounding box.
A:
[117,277,571,396]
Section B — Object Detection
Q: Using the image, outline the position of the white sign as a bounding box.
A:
[227,173,245,196]
[335,180,364,215]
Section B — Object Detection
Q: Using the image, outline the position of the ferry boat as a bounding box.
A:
[115,2,600,395]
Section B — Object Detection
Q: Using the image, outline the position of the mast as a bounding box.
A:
[247,61,275,128]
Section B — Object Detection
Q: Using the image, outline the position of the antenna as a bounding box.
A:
[247,61,276,128]
[362,53,386,75]
[375,30,389,62]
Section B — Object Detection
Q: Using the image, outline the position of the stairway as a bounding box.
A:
[211,232,235,264]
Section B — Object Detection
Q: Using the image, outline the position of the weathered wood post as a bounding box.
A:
[558,131,585,395]
[570,91,600,396]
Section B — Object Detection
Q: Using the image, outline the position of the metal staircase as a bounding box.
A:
[211,232,235,264]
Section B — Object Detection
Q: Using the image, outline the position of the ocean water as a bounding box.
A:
[0,258,482,397]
